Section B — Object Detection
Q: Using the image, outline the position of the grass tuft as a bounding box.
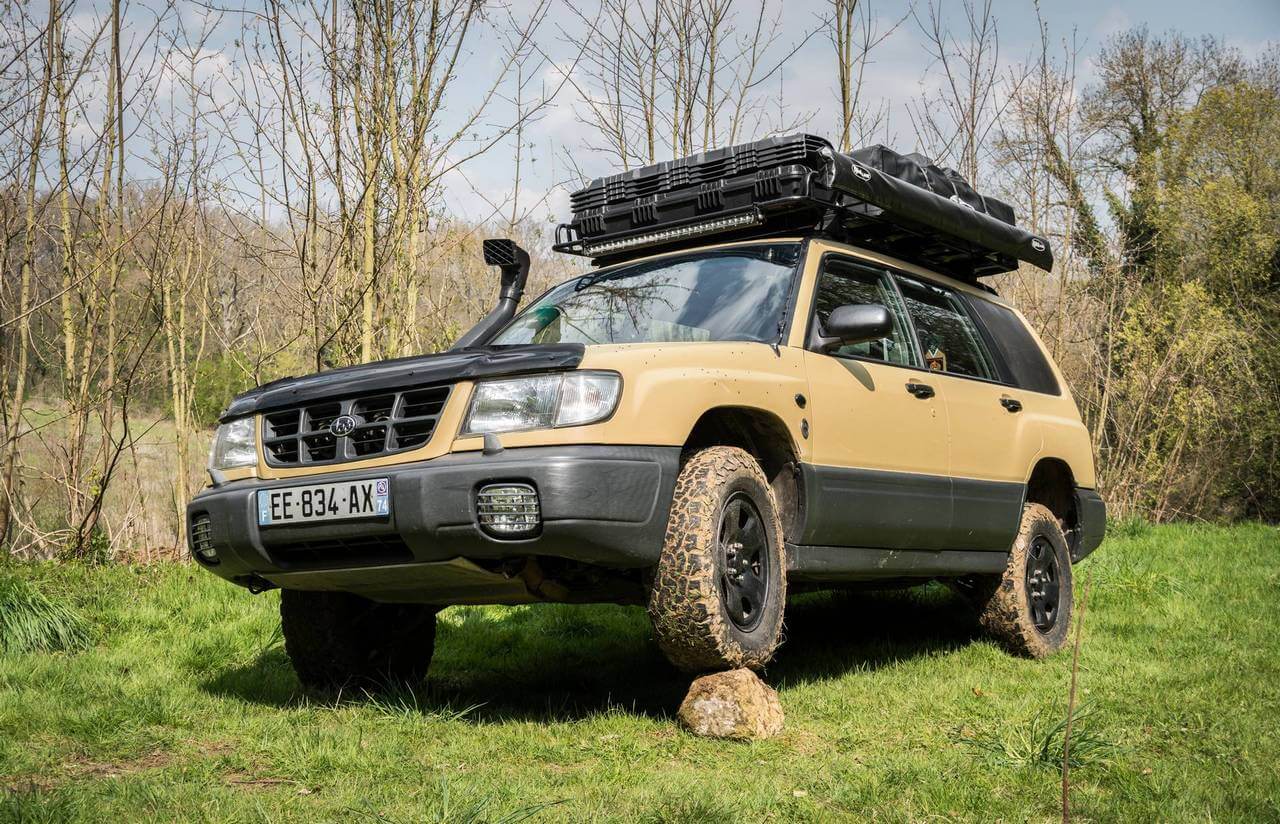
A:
[958,701,1118,771]
[1095,551,1185,599]
[640,796,737,824]
[345,778,564,823]
[1107,516,1153,539]
[0,784,78,824]
[354,683,484,722]
[0,573,92,655]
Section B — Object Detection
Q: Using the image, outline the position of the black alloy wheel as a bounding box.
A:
[719,491,771,632]
[1024,535,1060,633]
[972,503,1074,658]
[648,446,787,672]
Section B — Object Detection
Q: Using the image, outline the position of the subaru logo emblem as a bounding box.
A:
[329,415,356,437]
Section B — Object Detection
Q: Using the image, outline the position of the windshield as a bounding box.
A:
[493,243,801,346]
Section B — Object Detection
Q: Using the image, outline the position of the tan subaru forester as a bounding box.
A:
[190,135,1105,688]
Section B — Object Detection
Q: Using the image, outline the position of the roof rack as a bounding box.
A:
[553,134,1053,281]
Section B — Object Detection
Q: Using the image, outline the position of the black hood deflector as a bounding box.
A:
[221,344,585,422]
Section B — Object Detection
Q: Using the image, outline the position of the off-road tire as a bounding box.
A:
[280,590,438,691]
[648,446,787,673]
[976,503,1073,658]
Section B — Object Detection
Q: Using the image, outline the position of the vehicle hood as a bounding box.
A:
[220,344,585,422]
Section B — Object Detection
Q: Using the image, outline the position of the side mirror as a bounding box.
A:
[819,304,893,352]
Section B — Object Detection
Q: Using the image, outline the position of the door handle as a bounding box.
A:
[1000,397,1023,413]
[906,382,935,399]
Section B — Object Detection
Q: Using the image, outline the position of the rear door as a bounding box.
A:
[891,272,1034,550]
[801,254,953,549]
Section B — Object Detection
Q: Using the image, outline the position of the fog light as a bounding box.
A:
[476,483,540,538]
[190,513,219,564]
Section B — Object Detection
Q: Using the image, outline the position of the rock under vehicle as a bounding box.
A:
[189,134,1106,688]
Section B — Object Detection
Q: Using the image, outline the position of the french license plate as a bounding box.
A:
[257,478,390,526]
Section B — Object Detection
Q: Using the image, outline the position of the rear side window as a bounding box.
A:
[964,298,1062,395]
[893,274,998,380]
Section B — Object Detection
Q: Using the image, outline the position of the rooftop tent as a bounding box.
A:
[554,134,1053,281]
[848,145,1016,225]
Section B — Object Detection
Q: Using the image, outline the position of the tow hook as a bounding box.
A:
[235,574,277,595]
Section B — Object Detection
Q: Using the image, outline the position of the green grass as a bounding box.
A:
[2,523,1279,821]
[0,575,91,655]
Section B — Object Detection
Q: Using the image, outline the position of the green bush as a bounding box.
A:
[189,350,314,427]
[190,353,258,428]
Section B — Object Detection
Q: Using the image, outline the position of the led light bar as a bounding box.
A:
[581,210,763,257]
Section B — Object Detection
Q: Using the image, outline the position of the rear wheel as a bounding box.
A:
[280,590,438,691]
[974,503,1073,658]
[647,446,787,673]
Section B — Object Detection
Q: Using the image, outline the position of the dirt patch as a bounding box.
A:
[223,772,295,789]
[1,740,244,794]
[77,748,173,780]
[194,740,235,754]
[223,771,322,797]
[2,747,174,793]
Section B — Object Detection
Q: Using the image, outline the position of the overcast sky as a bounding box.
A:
[450,0,1279,224]
[44,0,1280,226]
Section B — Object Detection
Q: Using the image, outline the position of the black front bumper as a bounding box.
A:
[188,445,681,592]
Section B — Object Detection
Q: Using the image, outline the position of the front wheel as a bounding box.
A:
[974,503,1074,658]
[280,590,438,691]
[647,446,787,673]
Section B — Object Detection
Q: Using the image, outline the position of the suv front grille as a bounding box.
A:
[262,385,451,467]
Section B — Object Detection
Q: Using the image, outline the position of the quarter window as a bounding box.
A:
[894,274,997,379]
[964,297,1061,395]
[813,258,916,366]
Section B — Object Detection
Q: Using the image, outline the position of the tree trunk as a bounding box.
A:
[0,0,57,548]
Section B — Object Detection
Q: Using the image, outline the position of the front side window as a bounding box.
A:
[493,243,800,346]
[894,274,998,379]
[812,257,916,366]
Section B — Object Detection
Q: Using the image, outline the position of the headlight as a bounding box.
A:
[462,372,621,436]
[208,417,257,471]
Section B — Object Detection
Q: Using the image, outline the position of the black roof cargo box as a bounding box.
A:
[554,133,1052,281]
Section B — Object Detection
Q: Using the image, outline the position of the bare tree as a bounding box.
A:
[908,0,1009,184]
[0,0,57,547]
[563,0,814,177]
[828,0,908,151]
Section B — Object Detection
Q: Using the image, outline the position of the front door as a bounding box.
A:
[800,253,952,549]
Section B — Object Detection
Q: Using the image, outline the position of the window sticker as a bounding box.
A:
[925,343,947,372]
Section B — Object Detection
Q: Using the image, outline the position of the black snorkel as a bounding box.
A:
[451,238,531,350]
